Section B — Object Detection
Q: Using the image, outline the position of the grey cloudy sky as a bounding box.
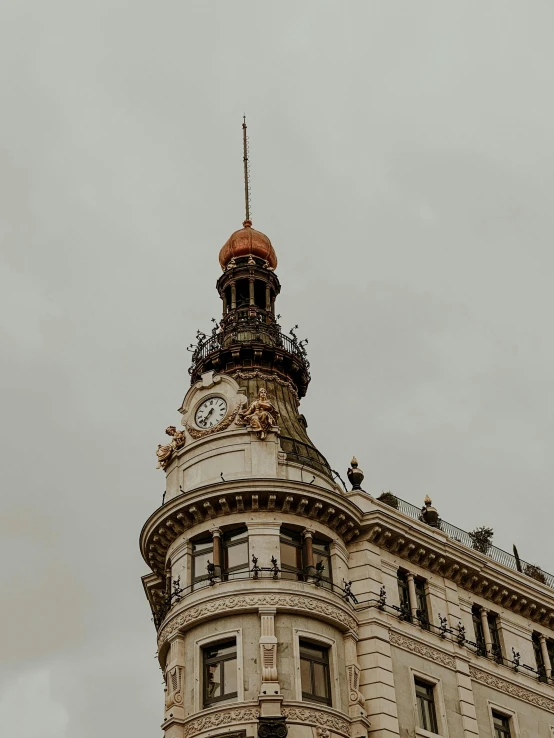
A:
[1,1,554,736]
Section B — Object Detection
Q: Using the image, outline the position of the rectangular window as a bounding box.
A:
[192,536,213,590]
[280,529,304,580]
[472,605,486,655]
[312,538,332,582]
[488,614,503,663]
[415,578,430,630]
[533,633,546,680]
[492,711,512,738]
[203,639,238,707]
[397,570,411,621]
[299,640,331,705]
[222,527,249,581]
[414,678,438,734]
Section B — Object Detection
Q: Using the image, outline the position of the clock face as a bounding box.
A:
[195,397,227,429]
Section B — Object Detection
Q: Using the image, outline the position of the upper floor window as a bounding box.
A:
[312,538,332,582]
[397,570,429,628]
[414,677,438,734]
[192,535,213,590]
[280,529,304,580]
[299,640,331,706]
[203,639,238,707]
[532,632,554,681]
[492,711,512,738]
[222,527,249,580]
[472,605,503,661]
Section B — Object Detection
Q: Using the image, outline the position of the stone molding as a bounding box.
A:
[182,706,260,738]
[281,705,351,737]
[469,665,554,713]
[158,592,358,645]
[389,629,456,669]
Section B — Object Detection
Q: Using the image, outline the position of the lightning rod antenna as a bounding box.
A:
[242,116,251,222]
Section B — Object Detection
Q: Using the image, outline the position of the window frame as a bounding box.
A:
[280,528,305,580]
[222,526,249,581]
[397,569,412,621]
[409,668,449,738]
[191,534,214,590]
[293,629,339,709]
[414,577,430,630]
[194,629,244,712]
[299,639,332,706]
[202,638,238,707]
[487,702,520,738]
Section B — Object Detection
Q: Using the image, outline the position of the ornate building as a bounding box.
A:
[140,132,554,738]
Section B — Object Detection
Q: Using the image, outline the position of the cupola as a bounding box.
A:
[218,219,278,270]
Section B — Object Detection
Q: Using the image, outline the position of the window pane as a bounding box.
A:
[300,642,326,660]
[224,527,248,543]
[280,541,301,570]
[313,662,328,698]
[280,529,302,545]
[206,663,221,699]
[314,551,331,577]
[226,541,248,570]
[193,538,213,552]
[206,641,236,659]
[193,551,212,579]
[223,658,237,694]
[300,658,311,694]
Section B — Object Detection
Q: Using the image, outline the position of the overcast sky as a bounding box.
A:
[1,2,554,736]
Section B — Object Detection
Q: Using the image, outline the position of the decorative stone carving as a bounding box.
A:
[237,388,279,439]
[230,370,299,402]
[469,665,554,712]
[158,593,358,644]
[259,608,279,683]
[156,426,186,470]
[281,706,350,737]
[182,706,260,738]
[184,402,244,440]
[346,664,364,706]
[389,630,456,669]
[258,717,288,738]
[165,665,183,708]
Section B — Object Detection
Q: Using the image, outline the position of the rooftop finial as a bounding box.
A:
[242,116,251,224]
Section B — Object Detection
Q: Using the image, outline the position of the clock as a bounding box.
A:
[195,396,228,429]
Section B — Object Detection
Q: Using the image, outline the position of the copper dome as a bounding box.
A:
[218,220,278,270]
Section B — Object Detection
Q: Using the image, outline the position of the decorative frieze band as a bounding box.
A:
[469,665,554,713]
[389,630,456,669]
[182,706,260,738]
[281,706,351,737]
[159,593,358,644]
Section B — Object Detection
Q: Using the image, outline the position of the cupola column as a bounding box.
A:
[249,277,255,306]
[406,573,418,619]
[479,607,493,654]
[231,281,237,309]
[539,634,552,678]
[303,529,314,568]
[265,284,271,311]
[211,527,222,576]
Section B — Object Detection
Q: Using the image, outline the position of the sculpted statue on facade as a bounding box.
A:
[156,426,186,470]
[237,388,279,440]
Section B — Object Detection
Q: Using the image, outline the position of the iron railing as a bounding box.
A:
[384,495,554,588]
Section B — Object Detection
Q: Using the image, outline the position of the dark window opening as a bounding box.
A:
[299,640,331,706]
[415,578,430,630]
[203,639,238,707]
[235,279,250,308]
[415,678,439,734]
[492,711,512,738]
[397,570,411,621]
[254,280,266,309]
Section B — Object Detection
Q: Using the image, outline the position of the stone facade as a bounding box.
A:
[141,219,554,738]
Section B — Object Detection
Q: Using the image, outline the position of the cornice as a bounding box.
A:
[157,586,358,645]
[362,507,554,630]
[140,479,361,576]
[389,629,457,670]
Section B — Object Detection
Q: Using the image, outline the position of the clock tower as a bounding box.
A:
[141,122,367,738]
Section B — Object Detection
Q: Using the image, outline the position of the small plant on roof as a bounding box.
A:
[468,526,494,555]
[523,563,547,585]
[377,491,398,509]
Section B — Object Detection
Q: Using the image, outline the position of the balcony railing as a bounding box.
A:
[188,327,310,374]
[382,494,554,589]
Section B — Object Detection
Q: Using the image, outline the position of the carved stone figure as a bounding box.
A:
[156,426,186,470]
[238,388,279,440]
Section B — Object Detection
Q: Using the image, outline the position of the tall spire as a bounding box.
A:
[242,116,251,223]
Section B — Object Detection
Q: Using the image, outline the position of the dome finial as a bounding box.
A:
[242,116,251,223]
